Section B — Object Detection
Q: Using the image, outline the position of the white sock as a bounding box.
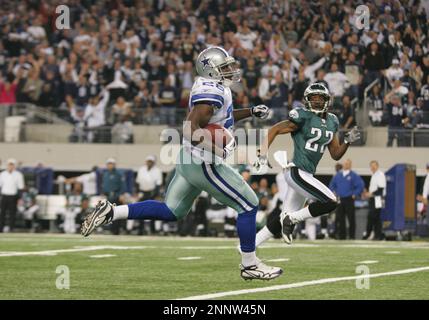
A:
[241,251,257,267]
[288,207,312,224]
[255,226,274,247]
[113,205,129,221]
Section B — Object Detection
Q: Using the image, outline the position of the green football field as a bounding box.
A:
[1,233,428,300]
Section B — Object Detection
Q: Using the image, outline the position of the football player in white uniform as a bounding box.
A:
[82,46,283,281]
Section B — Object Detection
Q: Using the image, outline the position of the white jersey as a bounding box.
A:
[183,77,234,161]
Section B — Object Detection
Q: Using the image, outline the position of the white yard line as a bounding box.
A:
[178,266,429,300]
[265,258,290,262]
[89,254,116,258]
[0,242,428,258]
[177,257,202,260]
[0,245,150,257]
[356,260,379,264]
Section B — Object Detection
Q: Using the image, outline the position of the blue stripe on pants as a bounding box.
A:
[209,164,255,210]
[201,163,248,212]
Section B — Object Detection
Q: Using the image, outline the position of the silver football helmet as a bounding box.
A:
[303,82,331,114]
[195,46,241,87]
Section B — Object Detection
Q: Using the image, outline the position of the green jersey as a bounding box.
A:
[288,107,339,174]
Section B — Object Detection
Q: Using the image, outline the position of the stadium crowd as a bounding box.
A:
[0,0,429,144]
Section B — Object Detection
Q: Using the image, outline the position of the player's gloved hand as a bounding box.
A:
[344,126,361,144]
[251,105,270,119]
[253,150,272,173]
[222,138,237,159]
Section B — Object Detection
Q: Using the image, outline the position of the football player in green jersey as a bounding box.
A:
[253,83,361,245]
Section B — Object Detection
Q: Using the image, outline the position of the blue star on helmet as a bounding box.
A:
[201,57,210,69]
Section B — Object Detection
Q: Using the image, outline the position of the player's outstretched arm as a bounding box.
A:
[259,120,298,155]
[232,108,252,121]
[253,120,297,172]
[233,105,270,122]
[328,134,349,161]
[328,126,360,160]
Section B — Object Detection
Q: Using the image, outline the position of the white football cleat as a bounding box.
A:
[81,199,114,237]
[280,212,296,245]
[240,260,283,281]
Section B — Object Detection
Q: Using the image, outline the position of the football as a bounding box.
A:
[204,123,234,148]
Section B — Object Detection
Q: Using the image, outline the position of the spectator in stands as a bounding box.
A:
[368,84,385,126]
[261,60,280,78]
[324,63,349,109]
[248,87,264,111]
[242,58,260,92]
[410,97,427,127]
[179,61,194,92]
[314,69,329,90]
[338,95,356,130]
[404,92,417,118]
[102,158,126,235]
[409,60,424,87]
[292,51,327,83]
[384,93,410,147]
[385,59,404,87]
[26,15,46,43]
[111,115,134,144]
[289,69,309,108]
[420,74,429,112]
[0,158,25,232]
[21,67,43,103]
[235,22,258,51]
[68,106,86,143]
[268,72,289,123]
[76,75,91,107]
[83,89,110,143]
[0,73,19,104]
[344,52,362,99]
[363,42,385,87]
[38,71,61,108]
[258,70,275,105]
[111,96,133,124]
[401,65,417,94]
[329,159,364,240]
[158,77,178,126]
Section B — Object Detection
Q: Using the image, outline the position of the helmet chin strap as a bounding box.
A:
[308,101,328,114]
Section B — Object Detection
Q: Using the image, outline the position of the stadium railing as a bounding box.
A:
[362,78,381,128]
[2,102,429,147]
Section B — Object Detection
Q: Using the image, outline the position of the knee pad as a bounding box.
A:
[308,201,338,217]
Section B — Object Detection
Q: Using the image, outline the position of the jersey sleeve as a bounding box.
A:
[287,108,307,129]
[330,113,340,133]
[190,81,225,109]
